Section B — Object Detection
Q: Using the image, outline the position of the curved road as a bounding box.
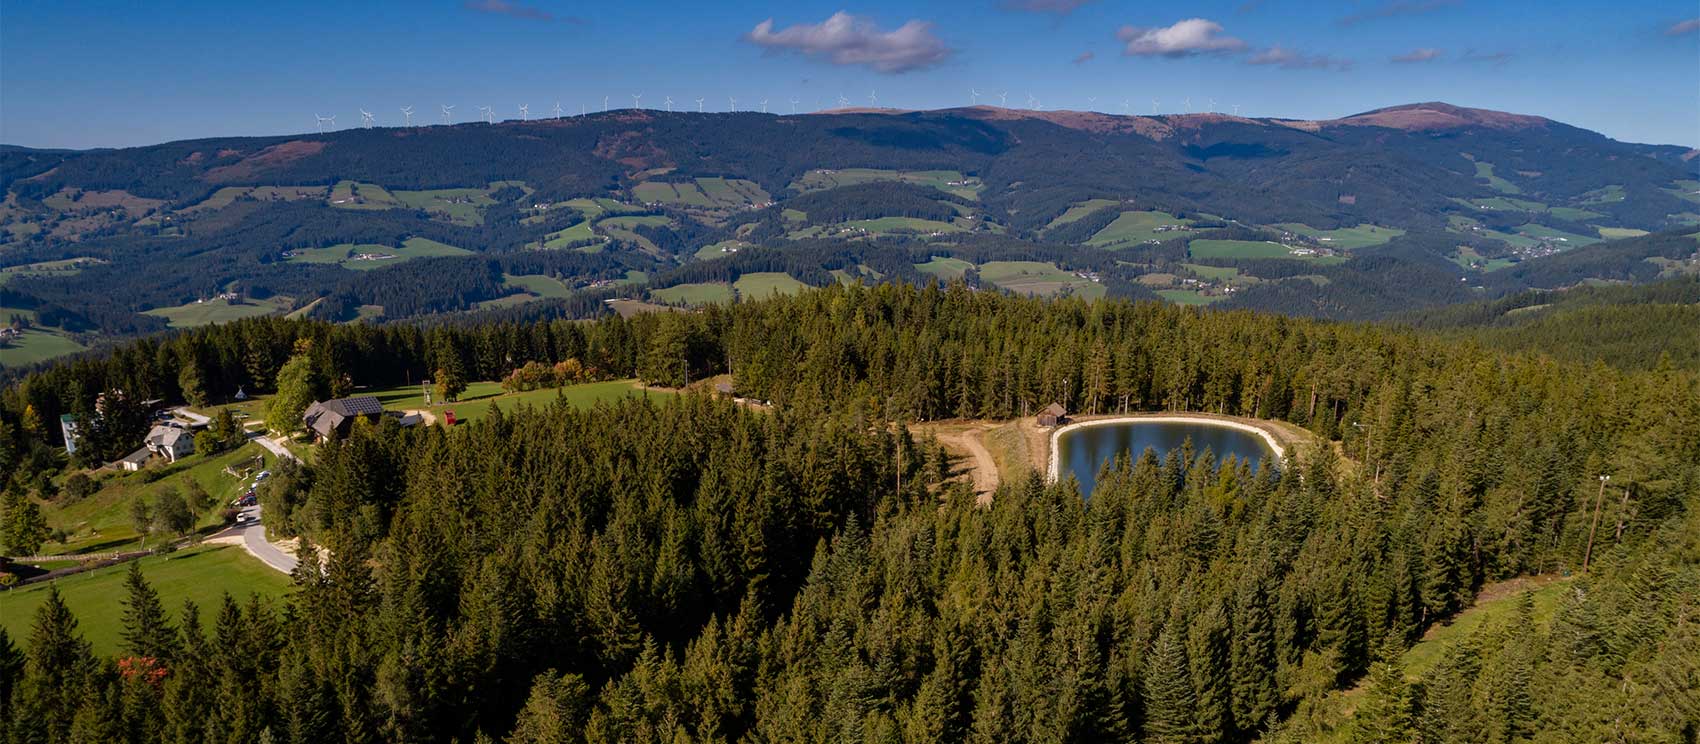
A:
[212,506,298,574]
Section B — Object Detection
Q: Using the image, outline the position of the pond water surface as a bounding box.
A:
[1053,418,1277,496]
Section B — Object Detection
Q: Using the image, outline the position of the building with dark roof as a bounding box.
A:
[303,396,387,442]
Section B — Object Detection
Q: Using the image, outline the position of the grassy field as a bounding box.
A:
[1180,263,1240,281]
[1580,184,1627,204]
[1045,199,1120,229]
[598,215,671,255]
[1596,227,1649,240]
[502,273,573,299]
[695,240,749,260]
[391,186,499,225]
[1274,223,1405,251]
[1190,239,1345,264]
[651,282,735,306]
[287,238,472,271]
[0,257,103,286]
[1458,196,1550,213]
[0,545,292,656]
[846,217,961,234]
[1156,289,1226,305]
[1450,245,1516,272]
[370,378,676,422]
[636,178,770,210]
[143,296,293,328]
[1546,206,1606,222]
[1473,161,1522,194]
[734,272,809,299]
[1087,211,1193,248]
[1403,576,1571,678]
[790,169,981,200]
[915,257,974,281]
[1514,223,1599,246]
[35,442,274,556]
[541,221,598,249]
[979,261,1105,299]
[0,329,87,368]
[328,180,399,210]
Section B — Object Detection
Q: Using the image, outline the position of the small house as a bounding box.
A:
[144,424,195,462]
[1037,402,1068,428]
[302,395,387,442]
[118,447,152,472]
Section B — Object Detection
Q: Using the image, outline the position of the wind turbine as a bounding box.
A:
[314,114,333,134]
[970,88,980,105]
[1182,97,1191,113]
[400,106,414,126]
[695,97,704,113]
[728,96,737,112]
[997,91,1009,107]
[553,102,563,118]
[789,98,799,114]
[1121,99,1131,114]
[632,93,643,109]
[1087,96,1097,110]
[479,105,494,124]
[359,109,375,128]
[1026,92,1037,109]
[664,96,673,112]
[837,94,849,108]
[1232,103,1241,116]
[518,103,529,121]
[1207,98,1216,112]
[602,96,609,112]
[760,99,769,114]
[868,90,877,107]
[441,104,454,125]
[1151,99,1160,114]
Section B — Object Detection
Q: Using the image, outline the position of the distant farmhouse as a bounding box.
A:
[144,424,195,463]
[303,395,417,442]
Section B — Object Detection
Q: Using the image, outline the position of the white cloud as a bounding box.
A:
[1668,18,1700,36]
[1117,19,1247,57]
[1391,47,1442,63]
[1247,45,1352,70]
[744,12,951,74]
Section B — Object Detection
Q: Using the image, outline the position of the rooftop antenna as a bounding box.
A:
[789,98,799,114]
[400,106,414,126]
[664,96,673,112]
[441,104,455,125]
[760,99,769,114]
[518,103,529,121]
[695,97,704,112]
[553,102,563,118]
[359,109,375,128]
[632,93,643,109]
[970,88,980,105]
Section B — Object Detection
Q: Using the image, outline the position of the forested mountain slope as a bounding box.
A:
[2,102,1696,362]
[2,285,1695,741]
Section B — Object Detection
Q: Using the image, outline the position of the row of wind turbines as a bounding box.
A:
[312,90,1243,133]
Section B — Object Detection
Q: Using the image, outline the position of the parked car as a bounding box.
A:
[252,470,271,485]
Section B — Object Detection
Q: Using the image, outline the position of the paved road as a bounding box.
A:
[214,505,298,574]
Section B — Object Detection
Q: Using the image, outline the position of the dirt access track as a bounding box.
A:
[922,412,1313,503]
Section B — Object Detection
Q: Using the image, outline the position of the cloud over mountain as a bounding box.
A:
[744,12,951,73]
[1118,18,1246,57]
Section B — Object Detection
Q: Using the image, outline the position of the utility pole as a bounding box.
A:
[1583,474,1609,573]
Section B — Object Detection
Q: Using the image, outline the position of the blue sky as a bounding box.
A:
[3,0,1696,149]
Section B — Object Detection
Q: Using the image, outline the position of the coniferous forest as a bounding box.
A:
[1,283,1696,742]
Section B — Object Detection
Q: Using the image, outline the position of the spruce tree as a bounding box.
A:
[1144,623,1200,744]
[119,561,180,662]
[1350,635,1412,744]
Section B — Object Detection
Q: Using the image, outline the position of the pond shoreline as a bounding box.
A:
[1046,414,1289,482]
